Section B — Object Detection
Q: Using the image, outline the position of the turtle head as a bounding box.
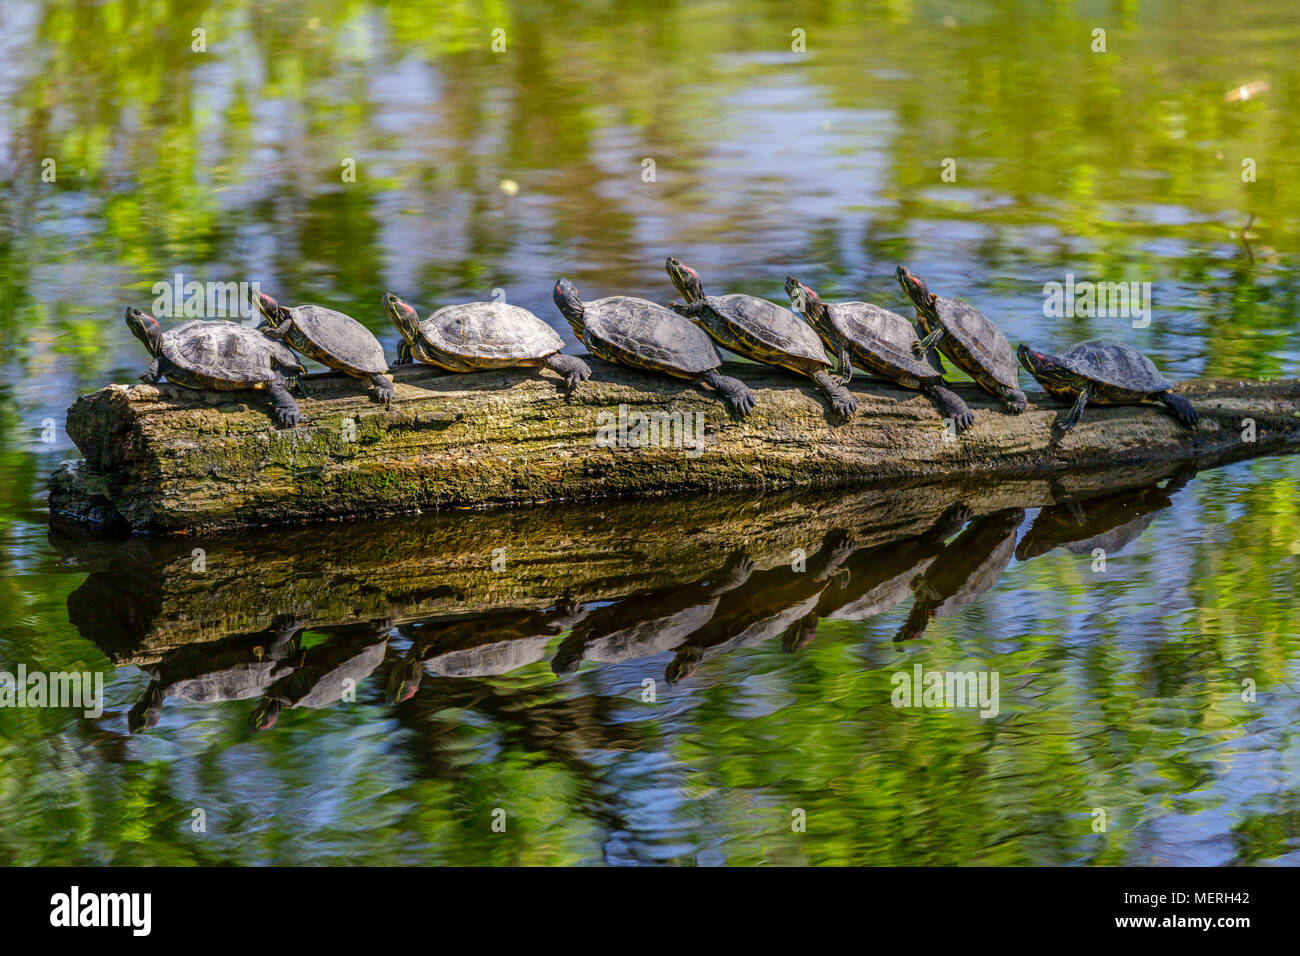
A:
[382,292,422,344]
[251,290,283,328]
[248,698,281,731]
[385,652,424,704]
[784,276,834,346]
[1017,344,1072,389]
[552,278,585,332]
[896,266,938,317]
[665,257,705,304]
[124,306,163,355]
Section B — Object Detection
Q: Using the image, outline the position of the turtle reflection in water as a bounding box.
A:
[387,601,592,703]
[894,508,1025,643]
[249,621,392,730]
[127,619,304,734]
[552,551,755,675]
[1015,471,1194,562]
[806,505,974,634]
[666,530,856,683]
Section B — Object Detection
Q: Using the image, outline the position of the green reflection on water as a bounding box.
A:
[1,0,1299,865]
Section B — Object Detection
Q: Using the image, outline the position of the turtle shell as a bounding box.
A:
[161,320,300,385]
[932,298,1019,391]
[831,302,943,384]
[287,305,389,374]
[582,296,720,376]
[1056,339,1173,394]
[705,294,829,370]
[422,302,564,361]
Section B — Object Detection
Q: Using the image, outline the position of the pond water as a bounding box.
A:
[1,0,1299,865]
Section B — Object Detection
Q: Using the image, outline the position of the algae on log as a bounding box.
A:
[48,359,1300,532]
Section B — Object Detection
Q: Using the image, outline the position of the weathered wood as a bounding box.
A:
[47,359,1300,532]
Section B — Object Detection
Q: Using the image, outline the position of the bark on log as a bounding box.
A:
[47,359,1300,533]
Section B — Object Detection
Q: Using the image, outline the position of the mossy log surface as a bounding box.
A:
[48,359,1300,533]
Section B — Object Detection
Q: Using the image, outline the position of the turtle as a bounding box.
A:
[665,257,856,419]
[249,622,389,730]
[894,508,1024,643]
[382,293,591,391]
[1016,338,1198,437]
[253,291,395,404]
[125,307,305,427]
[785,277,975,431]
[551,551,754,676]
[1014,471,1193,562]
[551,278,756,416]
[896,266,1028,414]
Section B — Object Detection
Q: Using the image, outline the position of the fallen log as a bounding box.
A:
[47,359,1300,532]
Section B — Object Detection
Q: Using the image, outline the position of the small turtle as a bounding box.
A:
[1017,338,1198,437]
[382,293,591,391]
[125,307,304,427]
[785,277,975,431]
[896,266,1027,414]
[552,278,756,416]
[253,291,395,403]
[665,258,856,419]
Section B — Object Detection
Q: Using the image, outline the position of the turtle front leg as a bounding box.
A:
[1053,388,1089,439]
[912,326,944,356]
[810,368,858,420]
[832,343,854,385]
[543,353,592,392]
[140,357,163,384]
[267,378,303,428]
[700,369,756,417]
[1001,385,1028,415]
[394,340,414,366]
[1160,392,1198,429]
[923,383,974,432]
[370,372,396,405]
[260,316,293,341]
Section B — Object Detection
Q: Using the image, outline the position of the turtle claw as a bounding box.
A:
[911,339,927,356]
[275,408,303,428]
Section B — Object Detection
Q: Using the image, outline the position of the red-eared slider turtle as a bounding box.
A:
[1017,339,1198,437]
[382,293,591,391]
[552,278,756,416]
[896,266,1027,414]
[125,307,305,427]
[785,277,975,431]
[253,291,395,403]
[665,258,856,419]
